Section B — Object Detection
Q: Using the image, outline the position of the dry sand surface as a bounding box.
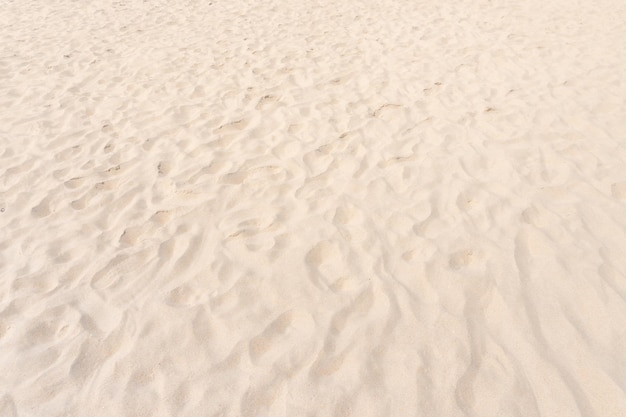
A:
[2,0,626,415]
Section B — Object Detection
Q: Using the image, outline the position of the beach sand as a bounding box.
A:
[1,0,626,415]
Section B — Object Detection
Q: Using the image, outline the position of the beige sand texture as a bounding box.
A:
[2,0,626,415]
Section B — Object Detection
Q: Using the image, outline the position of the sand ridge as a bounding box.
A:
[1,0,626,416]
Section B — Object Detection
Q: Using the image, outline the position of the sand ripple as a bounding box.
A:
[1,0,626,416]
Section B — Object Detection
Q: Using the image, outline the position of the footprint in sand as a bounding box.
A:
[157,160,172,176]
[216,118,250,133]
[249,311,295,364]
[372,103,403,119]
[449,249,485,270]
[305,241,346,288]
[0,394,18,417]
[255,94,280,110]
[611,181,626,199]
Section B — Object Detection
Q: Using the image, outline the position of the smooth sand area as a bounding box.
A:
[1,0,626,416]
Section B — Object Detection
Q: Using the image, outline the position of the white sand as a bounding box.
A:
[2,0,626,415]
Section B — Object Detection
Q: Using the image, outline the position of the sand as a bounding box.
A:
[1,0,626,415]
